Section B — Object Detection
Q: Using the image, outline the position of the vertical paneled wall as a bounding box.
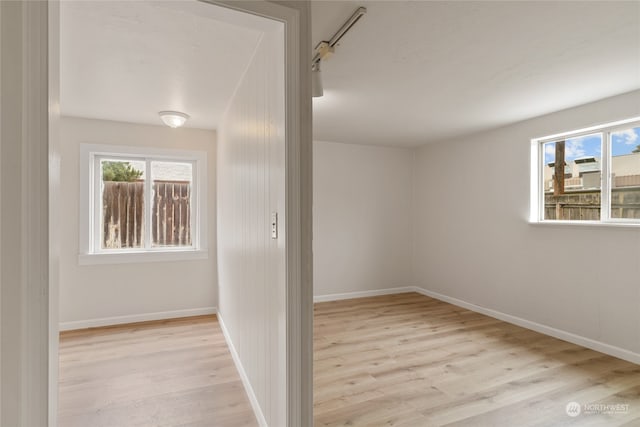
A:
[217,28,286,427]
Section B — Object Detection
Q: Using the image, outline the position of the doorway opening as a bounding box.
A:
[51,1,299,426]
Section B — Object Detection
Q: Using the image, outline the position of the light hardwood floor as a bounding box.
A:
[314,292,640,427]
[60,294,640,427]
[58,315,257,427]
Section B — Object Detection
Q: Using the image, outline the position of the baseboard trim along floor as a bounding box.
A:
[59,307,217,331]
[217,313,268,427]
[316,286,640,365]
[313,286,415,303]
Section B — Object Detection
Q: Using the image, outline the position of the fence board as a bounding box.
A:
[103,180,190,249]
[544,187,640,221]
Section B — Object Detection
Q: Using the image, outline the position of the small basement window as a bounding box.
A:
[530,117,640,225]
[79,144,208,264]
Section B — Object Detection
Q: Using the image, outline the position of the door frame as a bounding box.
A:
[210,2,313,425]
[0,1,312,426]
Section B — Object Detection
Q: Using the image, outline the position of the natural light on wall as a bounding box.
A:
[530,117,640,225]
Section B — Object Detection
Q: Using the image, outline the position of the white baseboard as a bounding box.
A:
[313,286,415,303]
[313,286,640,365]
[217,313,268,427]
[412,287,640,365]
[59,307,217,331]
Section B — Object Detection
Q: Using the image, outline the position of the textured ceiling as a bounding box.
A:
[60,1,640,144]
[312,1,640,146]
[60,1,263,130]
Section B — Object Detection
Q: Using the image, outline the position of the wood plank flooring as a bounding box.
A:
[313,293,640,427]
[58,315,257,427]
[60,293,640,426]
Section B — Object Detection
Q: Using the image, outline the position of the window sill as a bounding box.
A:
[78,249,208,266]
[529,220,640,229]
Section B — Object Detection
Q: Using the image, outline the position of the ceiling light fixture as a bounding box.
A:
[312,7,367,98]
[159,111,190,128]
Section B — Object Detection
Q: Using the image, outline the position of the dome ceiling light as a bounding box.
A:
[159,111,190,128]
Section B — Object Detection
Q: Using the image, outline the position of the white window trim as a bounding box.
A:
[530,116,640,227]
[79,143,208,264]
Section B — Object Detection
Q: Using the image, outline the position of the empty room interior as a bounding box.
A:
[46,0,640,427]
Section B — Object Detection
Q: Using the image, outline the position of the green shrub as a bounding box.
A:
[102,161,143,182]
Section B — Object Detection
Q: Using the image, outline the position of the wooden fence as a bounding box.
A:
[152,181,192,247]
[544,187,640,220]
[103,181,144,248]
[102,181,191,249]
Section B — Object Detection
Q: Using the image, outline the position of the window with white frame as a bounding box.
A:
[531,117,640,224]
[80,144,207,263]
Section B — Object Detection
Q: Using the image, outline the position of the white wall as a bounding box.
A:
[313,141,413,299]
[1,2,50,425]
[59,117,217,327]
[0,0,4,418]
[217,28,286,426]
[412,90,640,359]
[0,4,22,424]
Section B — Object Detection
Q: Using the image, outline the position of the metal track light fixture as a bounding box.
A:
[312,7,367,98]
